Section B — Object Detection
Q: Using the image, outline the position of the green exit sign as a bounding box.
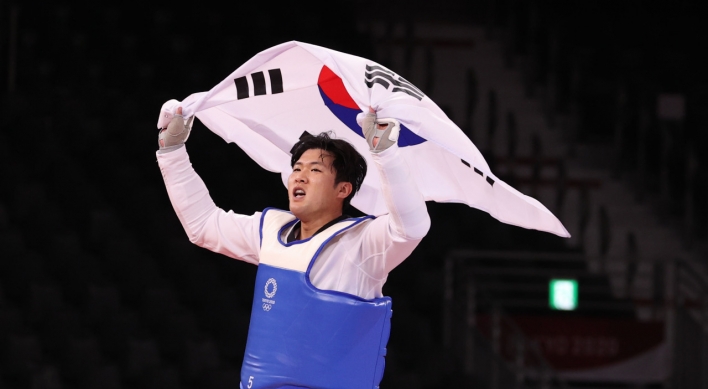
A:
[549,279,578,310]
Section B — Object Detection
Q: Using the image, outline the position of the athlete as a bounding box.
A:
[156,106,430,388]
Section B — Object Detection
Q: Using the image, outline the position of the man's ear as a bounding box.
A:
[337,182,353,199]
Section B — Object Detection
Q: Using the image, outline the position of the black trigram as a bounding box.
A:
[461,159,494,186]
[289,131,314,154]
[364,64,424,101]
[234,69,284,100]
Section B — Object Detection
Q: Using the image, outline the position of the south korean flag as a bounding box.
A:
[157,41,570,238]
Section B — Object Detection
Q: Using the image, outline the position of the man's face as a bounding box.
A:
[288,148,349,221]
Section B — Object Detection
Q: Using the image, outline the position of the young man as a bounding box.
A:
[157,107,430,388]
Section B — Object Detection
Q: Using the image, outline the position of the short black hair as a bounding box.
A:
[290,132,367,209]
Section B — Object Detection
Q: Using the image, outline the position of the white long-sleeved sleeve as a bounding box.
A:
[360,144,431,274]
[156,145,261,265]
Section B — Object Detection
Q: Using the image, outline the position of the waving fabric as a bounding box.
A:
[157,41,570,238]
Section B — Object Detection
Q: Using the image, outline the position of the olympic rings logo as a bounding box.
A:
[262,303,272,311]
[264,278,278,298]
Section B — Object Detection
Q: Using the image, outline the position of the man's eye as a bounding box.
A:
[311,169,321,172]
[293,168,301,172]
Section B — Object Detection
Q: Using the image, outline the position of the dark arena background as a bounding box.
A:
[1,1,707,388]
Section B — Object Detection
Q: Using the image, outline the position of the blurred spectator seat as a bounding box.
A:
[0,159,29,201]
[85,285,122,328]
[46,232,105,304]
[2,334,43,383]
[84,364,122,389]
[88,209,123,251]
[50,231,83,263]
[0,201,8,231]
[124,337,163,382]
[155,309,200,363]
[199,287,251,360]
[0,282,6,307]
[152,9,175,30]
[182,336,222,383]
[9,183,66,249]
[102,238,165,305]
[59,253,105,306]
[96,308,142,361]
[160,239,222,302]
[60,335,105,384]
[0,131,8,159]
[140,287,183,331]
[30,365,62,389]
[37,308,85,359]
[1,250,52,303]
[74,118,106,154]
[199,369,240,389]
[137,366,181,389]
[26,283,65,328]
[12,182,49,224]
[0,228,26,262]
[0,306,23,349]
[102,236,142,271]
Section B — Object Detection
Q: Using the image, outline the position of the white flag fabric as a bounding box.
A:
[157,41,570,238]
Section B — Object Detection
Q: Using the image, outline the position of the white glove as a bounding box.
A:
[361,108,400,153]
[158,111,193,149]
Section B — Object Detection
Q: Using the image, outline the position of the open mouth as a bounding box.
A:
[293,189,306,198]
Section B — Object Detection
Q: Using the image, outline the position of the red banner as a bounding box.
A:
[511,316,663,370]
[476,315,667,382]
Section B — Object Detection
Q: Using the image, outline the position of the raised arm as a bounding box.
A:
[360,108,431,273]
[156,107,260,264]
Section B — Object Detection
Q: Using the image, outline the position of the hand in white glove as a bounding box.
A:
[158,107,193,149]
[361,107,400,153]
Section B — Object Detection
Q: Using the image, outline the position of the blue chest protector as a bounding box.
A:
[240,208,392,389]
